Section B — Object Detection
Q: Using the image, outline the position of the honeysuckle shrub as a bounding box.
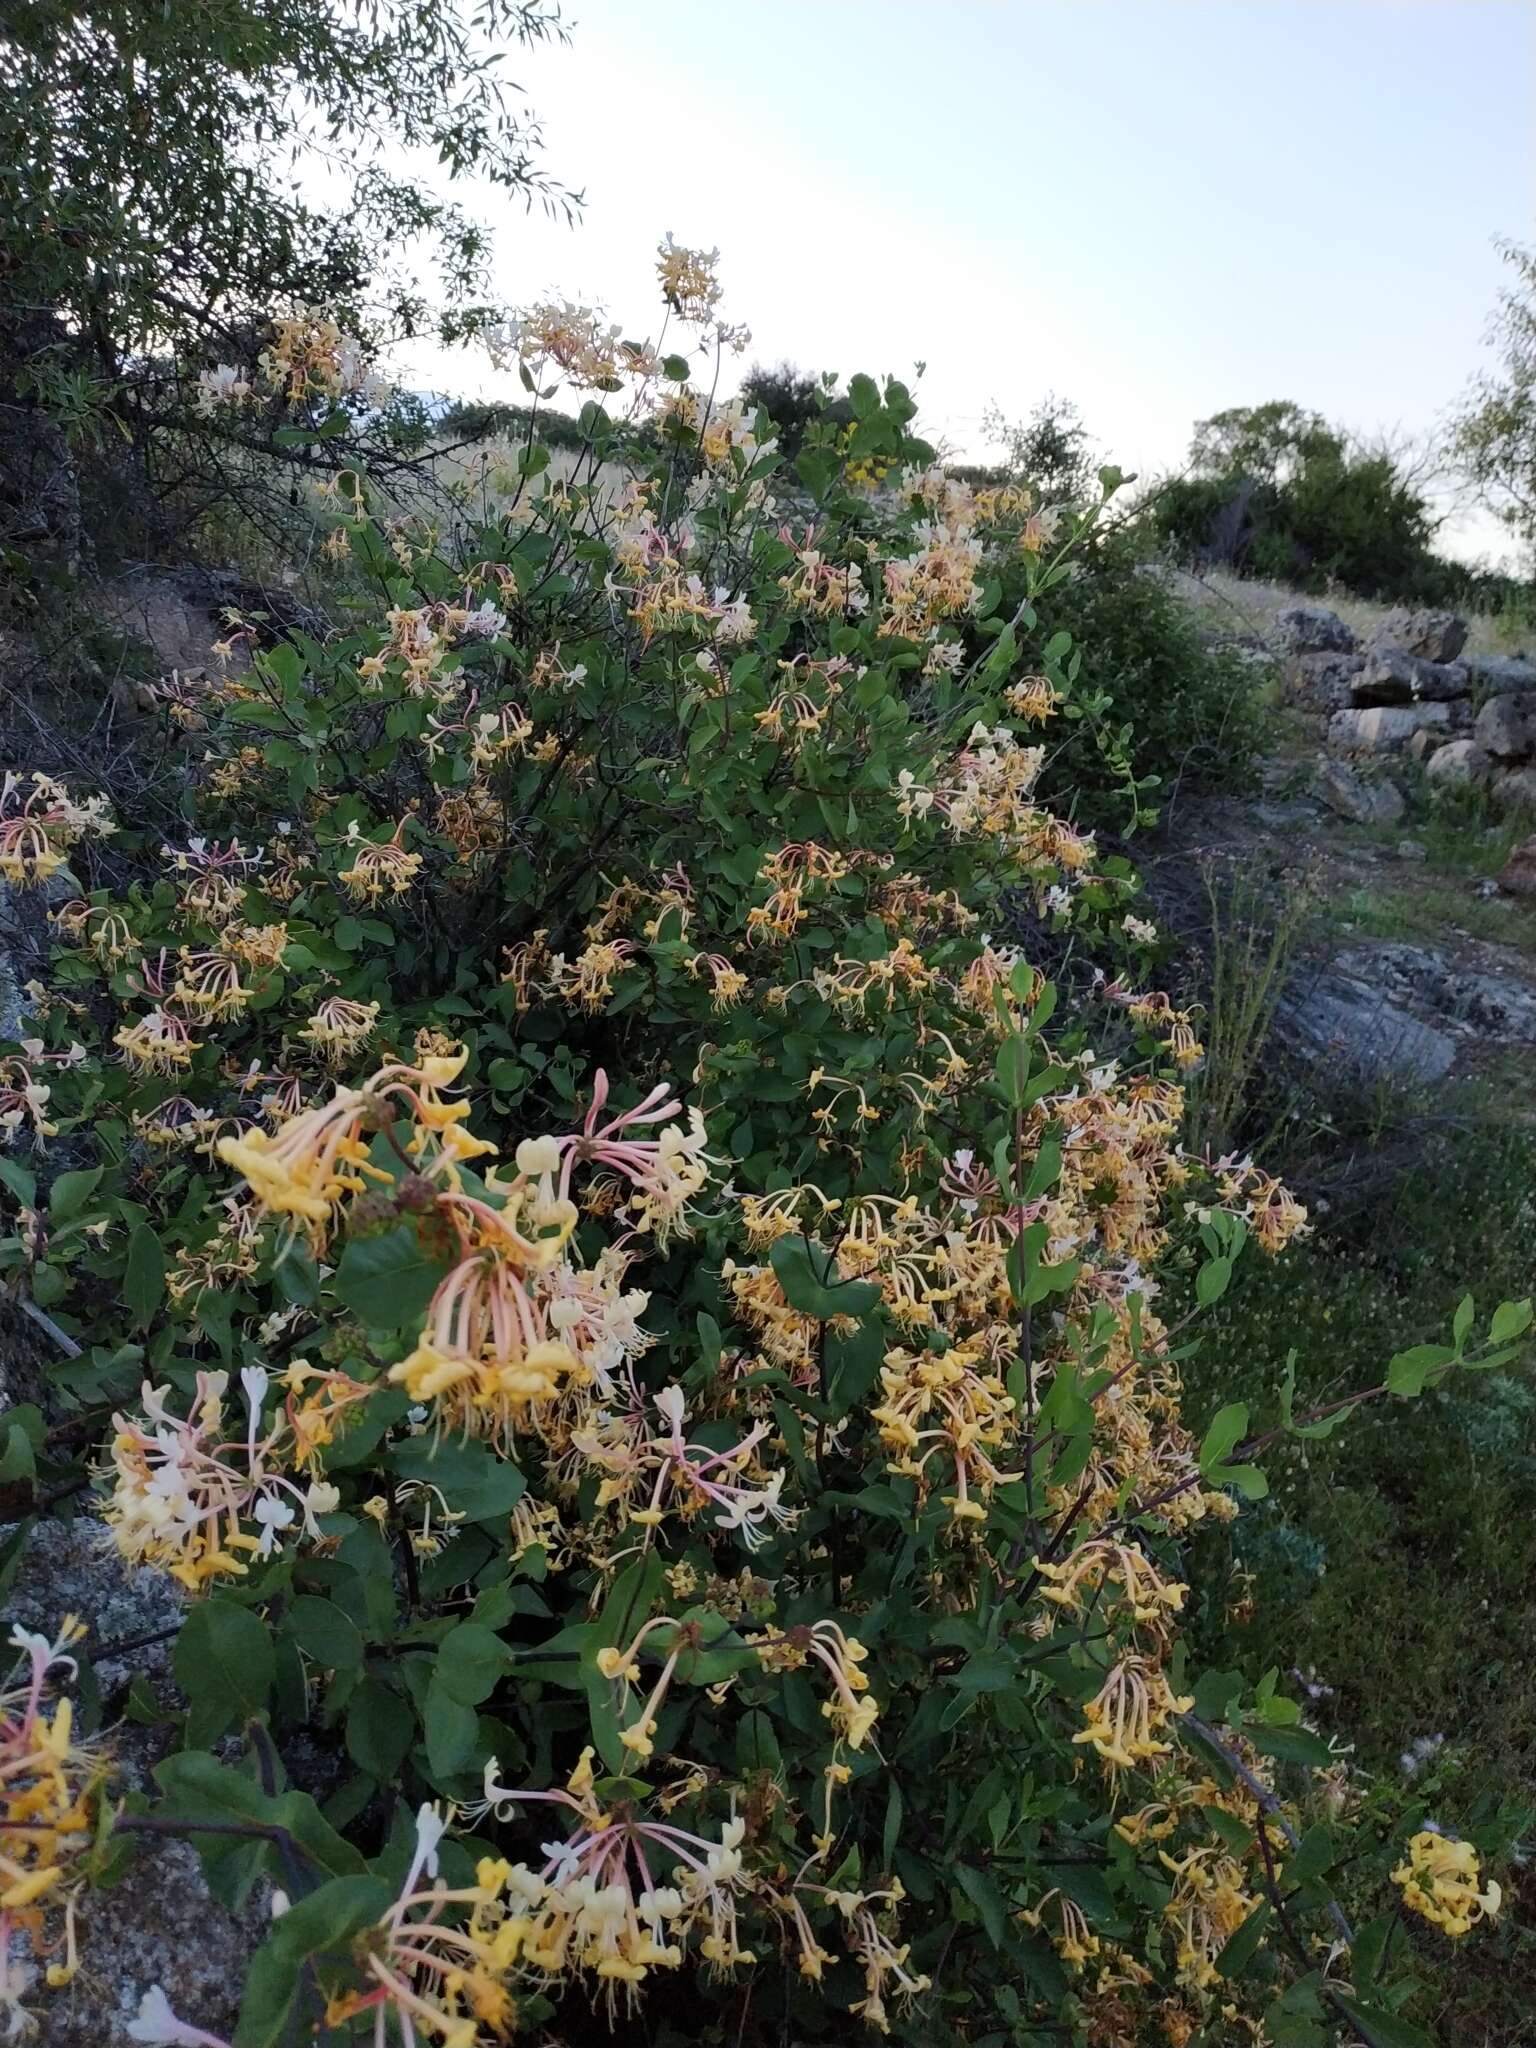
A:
[0,245,1528,2048]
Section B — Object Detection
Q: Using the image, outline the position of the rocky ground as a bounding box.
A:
[1145,594,1536,1126]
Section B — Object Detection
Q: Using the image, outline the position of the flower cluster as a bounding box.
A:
[1392,1830,1502,1936]
[0,773,114,887]
[0,1620,105,2035]
[106,1365,345,1589]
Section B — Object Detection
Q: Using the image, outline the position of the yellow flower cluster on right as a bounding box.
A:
[1392,1830,1502,1936]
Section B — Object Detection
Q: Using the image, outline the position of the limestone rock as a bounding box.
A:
[1314,756,1405,825]
[1278,936,1536,1085]
[1473,693,1536,761]
[1424,739,1492,788]
[1278,959,1455,1083]
[1274,604,1355,655]
[1500,834,1536,897]
[1327,702,1452,754]
[1462,651,1536,695]
[1285,651,1364,711]
[1368,608,1469,663]
[1349,649,1469,706]
[0,1519,269,2042]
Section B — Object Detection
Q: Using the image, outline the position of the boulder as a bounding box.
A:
[1314,757,1405,826]
[1286,651,1364,711]
[1424,739,1493,788]
[1461,651,1536,695]
[1349,648,1470,706]
[1473,693,1536,761]
[1494,766,1536,811]
[1274,604,1355,655]
[1499,835,1536,897]
[1327,702,1452,754]
[1368,608,1469,663]
[1277,956,1455,1083]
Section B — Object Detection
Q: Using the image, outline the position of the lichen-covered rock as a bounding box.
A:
[37,1837,269,2048]
[1285,650,1364,710]
[0,1515,184,1691]
[0,1518,270,2044]
[1424,739,1493,788]
[1277,952,1455,1084]
[1327,702,1452,754]
[1314,756,1405,825]
[1368,608,1469,663]
[1473,693,1536,762]
[1274,604,1355,654]
[1349,649,1469,707]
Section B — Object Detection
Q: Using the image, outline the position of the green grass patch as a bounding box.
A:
[1183,1114,1536,2039]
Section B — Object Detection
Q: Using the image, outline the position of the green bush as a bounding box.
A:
[1180,1117,1536,2039]
[1017,529,1268,822]
[1143,401,1466,604]
[0,250,1527,2048]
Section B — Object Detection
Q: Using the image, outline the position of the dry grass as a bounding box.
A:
[1173,568,1529,660]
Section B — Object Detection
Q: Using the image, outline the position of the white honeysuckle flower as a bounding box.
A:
[126,1987,231,2048]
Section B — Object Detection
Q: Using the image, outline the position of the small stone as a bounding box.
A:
[1424,739,1493,788]
[1314,756,1406,825]
[1396,839,1428,861]
[1498,834,1536,897]
[1328,702,1452,754]
[1350,649,1470,707]
[1274,604,1355,655]
[1368,608,1469,663]
[1474,693,1536,761]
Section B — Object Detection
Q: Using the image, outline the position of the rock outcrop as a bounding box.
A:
[1474,692,1536,761]
[1423,738,1492,789]
[1350,649,1469,706]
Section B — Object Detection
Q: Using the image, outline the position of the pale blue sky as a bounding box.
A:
[399,0,1536,560]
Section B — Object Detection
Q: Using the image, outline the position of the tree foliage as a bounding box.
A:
[1452,239,1536,563]
[0,0,575,563]
[3,0,573,374]
[982,393,1098,506]
[1146,400,1446,601]
[739,360,832,458]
